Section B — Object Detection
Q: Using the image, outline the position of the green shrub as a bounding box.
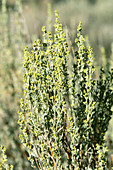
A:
[18,11,113,169]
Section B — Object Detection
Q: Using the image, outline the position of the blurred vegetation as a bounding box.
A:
[0,0,32,169]
[1,0,113,62]
[0,0,113,169]
[19,0,113,63]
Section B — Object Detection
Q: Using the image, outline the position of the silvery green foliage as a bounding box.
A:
[18,11,113,169]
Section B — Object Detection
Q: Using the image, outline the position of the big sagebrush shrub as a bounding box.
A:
[18,11,113,169]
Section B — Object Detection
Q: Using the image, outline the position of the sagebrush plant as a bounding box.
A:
[18,11,113,169]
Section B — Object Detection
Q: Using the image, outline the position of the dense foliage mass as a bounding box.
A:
[18,11,113,169]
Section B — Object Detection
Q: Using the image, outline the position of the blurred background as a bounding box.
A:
[0,0,113,169]
[23,0,113,60]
